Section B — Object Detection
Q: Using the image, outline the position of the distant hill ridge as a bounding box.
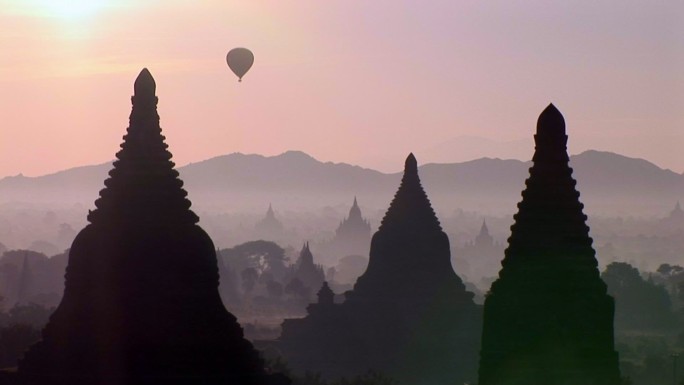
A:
[0,150,681,216]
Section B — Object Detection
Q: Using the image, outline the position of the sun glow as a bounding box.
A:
[19,0,113,20]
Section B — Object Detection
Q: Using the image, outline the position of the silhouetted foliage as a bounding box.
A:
[242,267,259,294]
[221,240,289,280]
[266,280,284,299]
[602,262,677,330]
[0,323,40,368]
[284,278,310,301]
[3,303,52,329]
[266,357,397,385]
[657,263,684,276]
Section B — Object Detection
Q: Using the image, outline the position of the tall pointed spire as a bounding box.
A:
[300,241,314,266]
[478,105,620,385]
[475,219,493,247]
[330,196,371,260]
[376,153,441,235]
[348,196,362,220]
[292,241,324,296]
[352,153,468,301]
[279,153,481,385]
[19,69,276,385]
[87,68,197,227]
[480,220,489,237]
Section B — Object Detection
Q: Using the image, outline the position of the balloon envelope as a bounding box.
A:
[226,48,254,81]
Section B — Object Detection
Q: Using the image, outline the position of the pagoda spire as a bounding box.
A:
[478,104,620,385]
[376,153,441,235]
[348,196,362,220]
[19,69,276,385]
[352,153,468,302]
[299,242,314,266]
[87,68,197,227]
[480,220,489,237]
[279,153,481,385]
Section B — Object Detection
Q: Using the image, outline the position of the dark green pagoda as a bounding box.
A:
[279,154,481,385]
[478,104,620,385]
[18,69,281,385]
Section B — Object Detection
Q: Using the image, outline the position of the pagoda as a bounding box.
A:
[328,198,371,259]
[660,201,684,230]
[455,220,504,284]
[279,154,481,384]
[18,69,282,385]
[478,104,621,385]
[475,220,493,247]
[290,242,325,296]
[254,204,285,241]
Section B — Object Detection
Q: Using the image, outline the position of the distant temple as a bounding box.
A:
[255,204,285,241]
[279,154,481,384]
[454,220,504,284]
[18,69,283,384]
[474,220,493,247]
[660,201,684,230]
[328,198,372,259]
[289,242,325,297]
[478,105,621,385]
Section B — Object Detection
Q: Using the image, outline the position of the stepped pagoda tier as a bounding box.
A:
[279,154,481,385]
[18,69,281,385]
[478,104,620,385]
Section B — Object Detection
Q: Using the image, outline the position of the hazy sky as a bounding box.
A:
[0,1,682,176]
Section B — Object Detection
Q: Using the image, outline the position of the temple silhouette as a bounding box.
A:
[289,242,325,298]
[17,69,283,385]
[478,104,621,385]
[454,219,504,285]
[278,154,482,384]
[327,197,372,260]
[254,204,285,242]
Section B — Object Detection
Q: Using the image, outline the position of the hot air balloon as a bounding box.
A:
[226,48,254,82]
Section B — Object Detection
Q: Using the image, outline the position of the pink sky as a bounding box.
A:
[0,1,682,176]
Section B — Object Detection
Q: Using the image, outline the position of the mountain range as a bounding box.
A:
[0,150,681,217]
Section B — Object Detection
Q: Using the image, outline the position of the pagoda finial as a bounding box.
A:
[134,68,156,98]
[537,103,566,136]
[405,153,418,174]
[480,219,489,236]
[533,104,568,161]
[349,196,362,220]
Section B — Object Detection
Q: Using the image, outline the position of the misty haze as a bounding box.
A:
[0,2,682,385]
